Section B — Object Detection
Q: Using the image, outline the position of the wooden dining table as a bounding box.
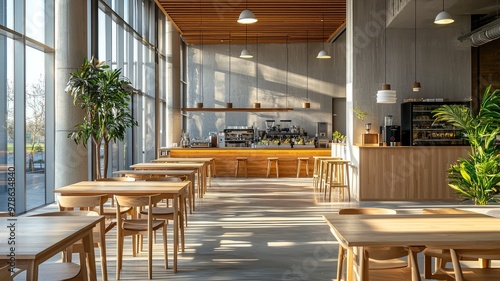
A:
[152,157,215,188]
[130,162,207,198]
[113,169,197,212]
[0,216,103,281]
[323,212,500,281]
[54,180,190,273]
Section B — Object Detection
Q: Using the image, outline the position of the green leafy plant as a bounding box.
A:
[433,86,500,205]
[354,107,368,121]
[66,57,138,179]
[333,130,346,142]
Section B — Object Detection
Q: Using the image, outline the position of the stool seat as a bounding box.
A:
[266,157,279,178]
[235,157,248,178]
[297,157,310,178]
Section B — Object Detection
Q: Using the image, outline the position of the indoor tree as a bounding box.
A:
[433,86,500,205]
[65,57,138,179]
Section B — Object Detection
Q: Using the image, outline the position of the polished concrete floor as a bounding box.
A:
[31,177,486,280]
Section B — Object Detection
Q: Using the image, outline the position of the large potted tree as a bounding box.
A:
[65,57,138,179]
[433,86,500,205]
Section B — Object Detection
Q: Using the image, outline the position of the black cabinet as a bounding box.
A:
[401,101,470,146]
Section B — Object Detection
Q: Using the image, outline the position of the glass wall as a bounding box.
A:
[98,0,167,174]
[0,0,54,213]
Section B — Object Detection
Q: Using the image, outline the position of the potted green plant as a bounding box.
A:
[66,57,138,179]
[433,86,500,205]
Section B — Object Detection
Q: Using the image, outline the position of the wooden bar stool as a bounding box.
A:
[235,157,248,178]
[324,160,351,202]
[266,157,279,178]
[296,157,310,178]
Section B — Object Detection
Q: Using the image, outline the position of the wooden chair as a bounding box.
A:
[0,263,13,281]
[448,248,500,281]
[96,177,135,207]
[144,177,186,251]
[336,208,420,281]
[422,208,485,280]
[27,211,99,281]
[115,194,168,279]
[56,195,112,281]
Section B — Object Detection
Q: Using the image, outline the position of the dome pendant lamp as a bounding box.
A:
[316,13,331,59]
[434,0,454,25]
[376,0,396,104]
[237,0,257,24]
[240,25,253,58]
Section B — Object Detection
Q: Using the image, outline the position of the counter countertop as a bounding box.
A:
[163,146,328,150]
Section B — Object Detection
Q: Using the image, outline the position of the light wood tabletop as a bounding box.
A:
[323,212,500,281]
[130,162,208,198]
[0,216,103,281]
[55,181,189,273]
[112,169,197,212]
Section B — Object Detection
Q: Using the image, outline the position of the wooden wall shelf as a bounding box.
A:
[182,108,294,112]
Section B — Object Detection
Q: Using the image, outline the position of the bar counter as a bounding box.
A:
[353,145,469,201]
[164,147,331,177]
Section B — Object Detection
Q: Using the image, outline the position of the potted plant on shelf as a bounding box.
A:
[433,86,500,205]
[333,131,346,143]
[66,57,138,179]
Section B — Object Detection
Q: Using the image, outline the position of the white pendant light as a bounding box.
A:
[316,13,331,59]
[434,0,454,24]
[240,25,253,58]
[377,84,397,104]
[238,9,257,24]
[413,0,421,92]
[237,1,257,24]
[377,0,396,104]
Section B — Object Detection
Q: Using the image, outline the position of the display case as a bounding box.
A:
[401,101,470,146]
[223,129,254,147]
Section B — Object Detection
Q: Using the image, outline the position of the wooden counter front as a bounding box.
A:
[168,148,331,177]
[355,146,469,201]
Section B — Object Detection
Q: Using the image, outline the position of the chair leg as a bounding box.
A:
[296,160,301,178]
[275,160,279,178]
[163,224,168,269]
[235,161,239,177]
[266,160,271,178]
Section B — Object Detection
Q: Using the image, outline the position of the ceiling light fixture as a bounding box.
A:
[237,1,257,24]
[227,33,233,108]
[376,0,396,104]
[413,0,421,92]
[317,13,331,59]
[240,25,253,58]
[434,0,454,25]
[254,34,261,108]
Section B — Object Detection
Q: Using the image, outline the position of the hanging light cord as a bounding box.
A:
[322,13,326,50]
[228,33,231,103]
[201,32,203,102]
[306,30,309,101]
[286,35,289,107]
[256,34,259,102]
[414,0,417,82]
[384,0,387,84]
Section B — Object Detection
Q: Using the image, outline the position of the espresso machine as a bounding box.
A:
[316,122,329,148]
[380,115,400,146]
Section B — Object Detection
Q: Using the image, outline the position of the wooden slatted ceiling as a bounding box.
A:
[155,0,346,45]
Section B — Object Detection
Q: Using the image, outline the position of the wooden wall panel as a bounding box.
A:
[358,146,469,201]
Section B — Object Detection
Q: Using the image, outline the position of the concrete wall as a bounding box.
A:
[349,0,471,145]
[184,41,342,140]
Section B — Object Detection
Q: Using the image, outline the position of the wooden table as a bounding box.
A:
[152,157,215,177]
[113,169,197,212]
[55,180,189,273]
[0,216,103,281]
[131,162,207,198]
[323,212,500,281]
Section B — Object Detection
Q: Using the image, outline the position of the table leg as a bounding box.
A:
[99,219,108,281]
[189,174,195,212]
[83,228,97,281]
[27,261,38,281]
[346,247,354,281]
[173,194,179,273]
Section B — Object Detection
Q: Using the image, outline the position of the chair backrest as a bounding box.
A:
[422,208,475,215]
[96,177,135,182]
[0,263,13,281]
[29,210,99,217]
[57,195,108,214]
[339,208,397,215]
[0,212,11,217]
[146,176,182,182]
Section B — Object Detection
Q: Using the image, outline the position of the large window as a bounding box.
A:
[97,0,167,174]
[0,0,54,213]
